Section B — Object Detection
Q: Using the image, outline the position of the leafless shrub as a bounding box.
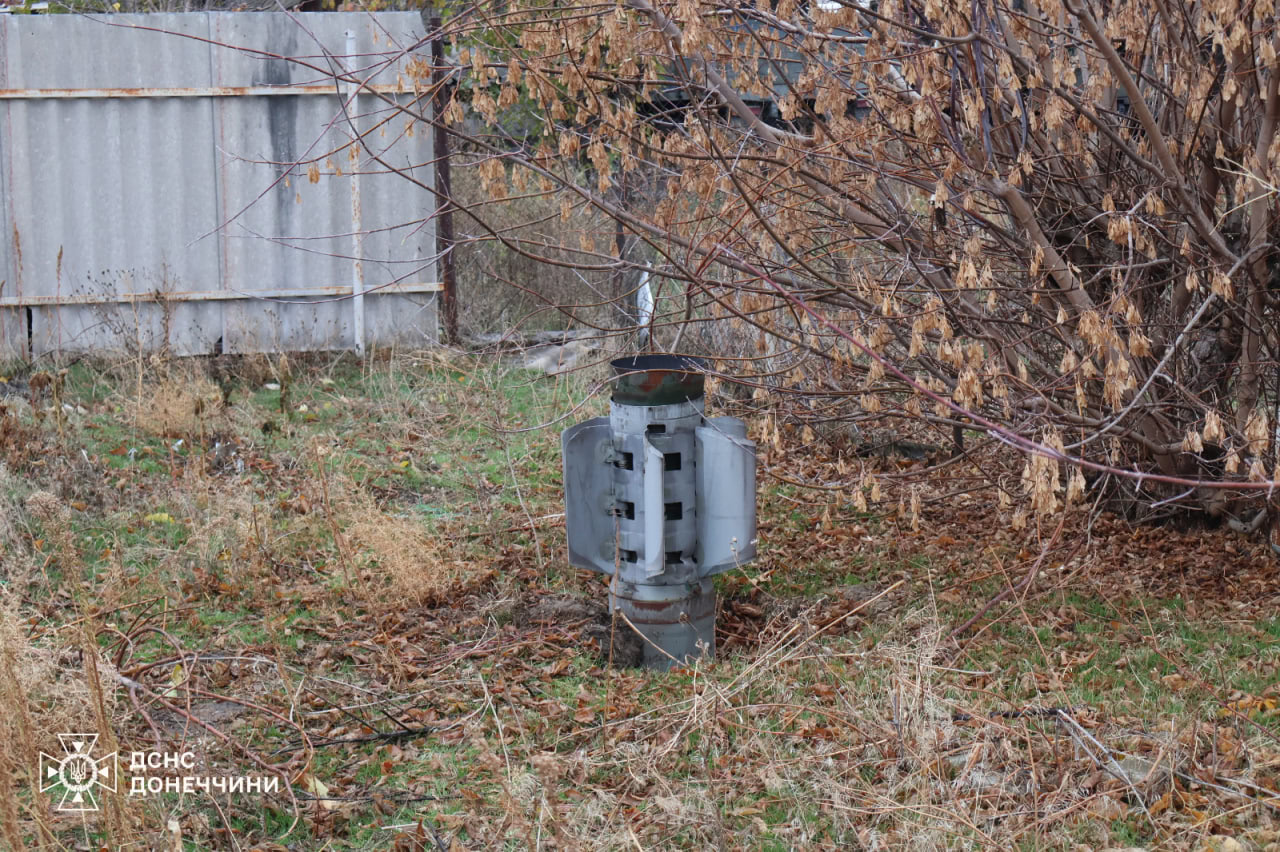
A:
[393,0,1280,526]
[451,155,625,337]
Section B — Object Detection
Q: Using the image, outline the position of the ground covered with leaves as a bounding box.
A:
[3,351,1280,850]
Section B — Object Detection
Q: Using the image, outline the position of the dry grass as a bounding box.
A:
[0,351,1278,849]
[131,374,223,438]
[0,586,125,845]
[346,504,488,606]
[0,463,27,555]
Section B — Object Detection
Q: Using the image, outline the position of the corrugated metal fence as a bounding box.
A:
[0,11,438,358]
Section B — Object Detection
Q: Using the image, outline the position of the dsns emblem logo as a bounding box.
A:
[39,734,118,811]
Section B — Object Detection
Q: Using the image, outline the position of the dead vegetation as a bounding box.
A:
[131,374,224,439]
[346,500,493,606]
[0,350,1278,849]
[450,156,629,339]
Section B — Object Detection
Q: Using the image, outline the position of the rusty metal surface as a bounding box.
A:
[610,354,708,405]
[0,12,437,357]
[610,579,716,669]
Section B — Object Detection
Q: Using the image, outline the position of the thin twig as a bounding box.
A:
[950,514,1072,640]
[273,713,475,755]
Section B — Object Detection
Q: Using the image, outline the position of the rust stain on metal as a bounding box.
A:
[621,596,714,621]
[638,371,668,392]
[11,224,21,295]
[0,12,439,357]
[630,598,673,613]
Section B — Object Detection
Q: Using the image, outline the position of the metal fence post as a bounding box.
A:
[430,14,457,344]
[344,28,365,357]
